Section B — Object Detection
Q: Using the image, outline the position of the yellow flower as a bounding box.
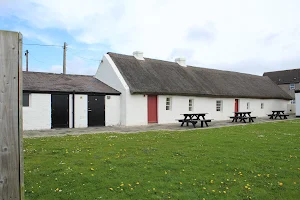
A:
[294,182,297,184]
[210,180,214,184]
[109,188,113,191]
[203,187,206,190]
[91,174,94,176]
[55,188,59,192]
[233,179,236,182]
[153,188,156,191]
[120,188,123,191]
[245,186,248,189]
[128,184,131,187]
[179,182,182,185]
[226,187,229,190]
[90,168,94,171]
[165,171,168,174]
[130,188,134,191]
[212,190,215,193]
[148,189,150,192]
[279,182,283,186]
[136,182,140,185]
[223,191,226,194]
[266,174,270,177]
[257,174,261,177]
[120,183,124,187]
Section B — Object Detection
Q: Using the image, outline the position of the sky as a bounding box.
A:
[0,0,300,75]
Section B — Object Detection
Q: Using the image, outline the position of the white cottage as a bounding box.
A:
[23,72,120,130]
[95,51,292,126]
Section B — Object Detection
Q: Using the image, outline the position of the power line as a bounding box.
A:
[68,49,101,62]
[23,43,63,47]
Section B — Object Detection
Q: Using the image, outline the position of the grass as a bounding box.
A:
[24,120,300,200]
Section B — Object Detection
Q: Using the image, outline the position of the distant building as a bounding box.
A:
[263,68,300,113]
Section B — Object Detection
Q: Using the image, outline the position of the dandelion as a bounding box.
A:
[90,168,94,171]
[223,191,226,194]
[279,182,283,186]
[180,182,182,185]
[130,188,134,191]
[91,174,94,176]
[109,188,113,191]
[257,174,261,177]
[233,179,236,182]
[212,190,215,193]
[165,171,168,174]
[128,184,131,187]
[210,180,214,184]
[120,183,124,187]
[120,188,123,191]
[136,182,140,185]
[245,186,248,189]
[153,188,156,191]
[148,189,150,192]
[226,187,229,190]
[294,182,297,184]
[55,188,59,192]
[203,187,206,190]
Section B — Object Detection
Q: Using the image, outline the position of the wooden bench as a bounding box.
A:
[230,116,256,123]
[178,119,213,128]
[267,114,289,119]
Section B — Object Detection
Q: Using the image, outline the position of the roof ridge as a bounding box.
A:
[264,68,300,74]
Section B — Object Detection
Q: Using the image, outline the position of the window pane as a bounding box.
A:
[23,93,29,107]
[166,106,169,110]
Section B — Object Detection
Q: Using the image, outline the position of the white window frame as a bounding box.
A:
[188,99,194,111]
[261,103,264,109]
[166,97,172,110]
[290,84,295,90]
[216,100,222,112]
[291,99,295,104]
[247,102,250,110]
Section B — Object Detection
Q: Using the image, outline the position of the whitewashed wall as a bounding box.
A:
[122,95,289,125]
[23,93,51,130]
[105,95,121,126]
[75,94,88,128]
[95,54,128,125]
[296,93,300,117]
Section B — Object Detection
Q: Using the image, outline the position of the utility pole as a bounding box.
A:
[25,50,29,71]
[63,42,67,74]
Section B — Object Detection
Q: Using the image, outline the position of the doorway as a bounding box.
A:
[148,95,158,123]
[88,95,105,126]
[234,99,239,112]
[51,94,69,128]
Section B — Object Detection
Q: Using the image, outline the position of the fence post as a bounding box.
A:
[0,30,24,200]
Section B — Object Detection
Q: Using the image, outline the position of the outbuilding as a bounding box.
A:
[23,72,120,130]
[95,51,292,126]
[296,90,300,117]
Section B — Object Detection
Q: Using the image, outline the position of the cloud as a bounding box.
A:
[5,0,300,75]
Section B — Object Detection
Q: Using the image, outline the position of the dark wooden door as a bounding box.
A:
[51,94,69,128]
[235,99,239,112]
[148,95,158,123]
[88,95,105,126]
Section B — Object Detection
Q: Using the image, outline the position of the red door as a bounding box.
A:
[148,95,158,123]
[234,99,239,112]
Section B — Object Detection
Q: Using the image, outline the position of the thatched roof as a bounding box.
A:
[109,52,291,100]
[263,68,300,84]
[23,71,120,94]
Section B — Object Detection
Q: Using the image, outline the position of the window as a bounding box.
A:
[188,99,193,111]
[216,100,222,111]
[247,102,250,110]
[23,93,30,107]
[291,99,296,104]
[290,84,295,90]
[261,103,264,109]
[166,97,172,110]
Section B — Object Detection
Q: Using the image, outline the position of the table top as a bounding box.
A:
[272,110,285,112]
[181,113,208,116]
[234,111,251,114]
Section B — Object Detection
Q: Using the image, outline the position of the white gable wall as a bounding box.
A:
[95,54,128,125]
[23,93,51,130]
[296,92,300,117]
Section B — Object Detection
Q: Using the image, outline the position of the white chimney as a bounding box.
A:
[133,51,144,60]
[175,58,186,67]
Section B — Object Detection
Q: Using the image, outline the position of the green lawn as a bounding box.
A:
[24,120,300,200]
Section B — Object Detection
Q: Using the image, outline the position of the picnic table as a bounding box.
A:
[178,113,213,128]
[268,110,289,119]
[230,111,256,123]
